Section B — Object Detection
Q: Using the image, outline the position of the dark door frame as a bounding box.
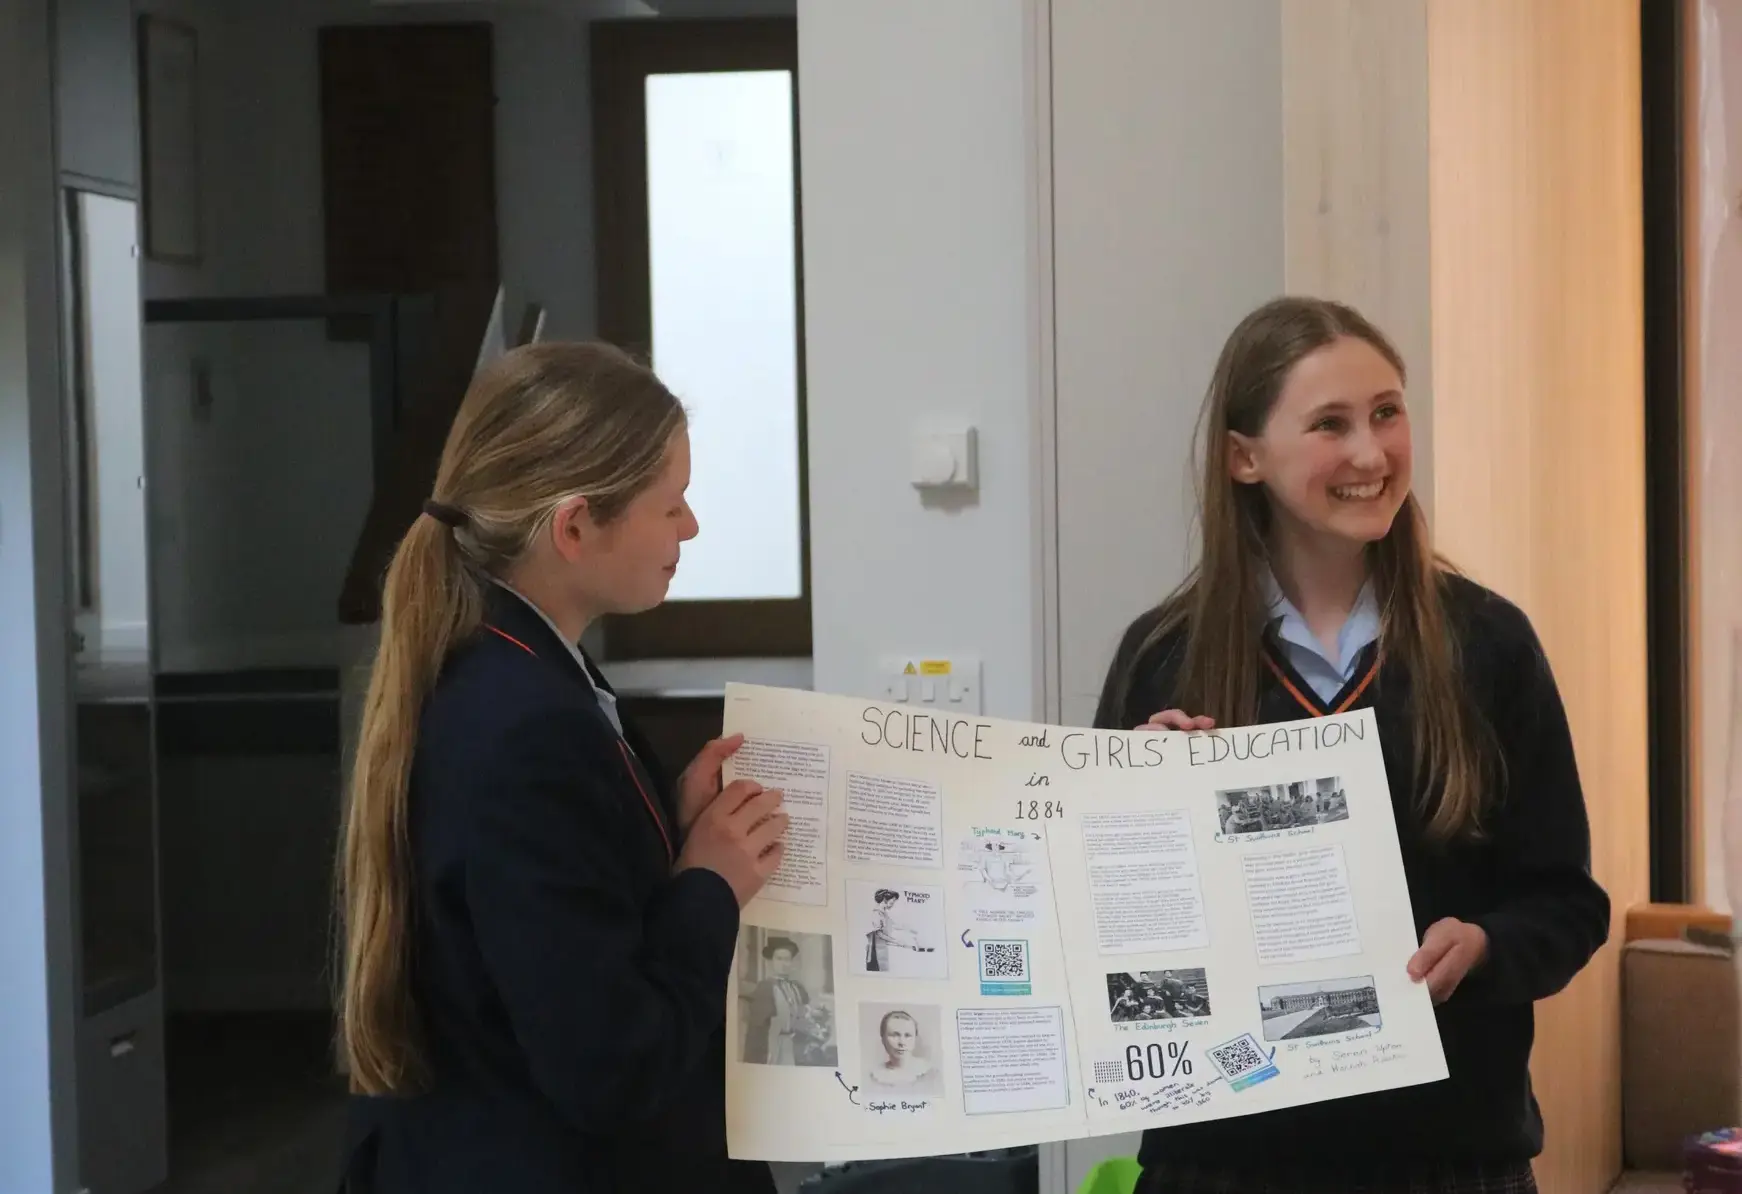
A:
[591,16,810,660]
[1640,0,1690,903]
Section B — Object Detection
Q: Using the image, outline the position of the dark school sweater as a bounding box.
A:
[1093,573,1611,1172]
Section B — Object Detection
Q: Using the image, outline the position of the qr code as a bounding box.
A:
[1208,1034,1268,1079]
[980,940,1028,980]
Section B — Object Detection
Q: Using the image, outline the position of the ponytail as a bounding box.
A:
[339,514,483,1094]
[333,340,687,1095]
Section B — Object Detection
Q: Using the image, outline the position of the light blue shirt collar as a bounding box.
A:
[1261,568,1380,704]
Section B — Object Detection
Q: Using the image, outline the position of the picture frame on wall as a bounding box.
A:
[138,14,201,265]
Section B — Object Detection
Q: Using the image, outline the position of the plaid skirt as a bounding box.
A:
[1135,1158,1538,1194]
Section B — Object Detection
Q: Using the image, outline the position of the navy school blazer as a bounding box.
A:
[343,586,773,1194]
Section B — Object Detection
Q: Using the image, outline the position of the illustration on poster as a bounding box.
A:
[957,831,1040,897]
[848,880,948,980]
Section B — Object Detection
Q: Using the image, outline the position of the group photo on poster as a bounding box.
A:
[1214,775,1350,836]
[1105,968,1212,1022]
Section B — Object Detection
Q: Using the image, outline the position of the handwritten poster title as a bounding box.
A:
[1057,720,1365,772]
[860,705,993,761]
[854,704,1365,771]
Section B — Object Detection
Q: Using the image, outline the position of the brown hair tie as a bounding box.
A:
[422,499,468,530]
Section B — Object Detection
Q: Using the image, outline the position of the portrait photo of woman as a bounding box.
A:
[859,1003,943,1097]
[737,928,837,1068]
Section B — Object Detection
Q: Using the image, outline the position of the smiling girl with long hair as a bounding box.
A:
[1097,297,1610,1194]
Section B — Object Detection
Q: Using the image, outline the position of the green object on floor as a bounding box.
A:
[1077,1156,1141,1194]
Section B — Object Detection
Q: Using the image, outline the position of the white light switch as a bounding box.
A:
[910,427,978,491]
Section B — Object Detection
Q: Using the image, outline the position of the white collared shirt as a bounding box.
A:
[489,578,625,737]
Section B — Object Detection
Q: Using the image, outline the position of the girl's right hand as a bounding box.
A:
[1135,709,1216,732]
[676,781,788,906]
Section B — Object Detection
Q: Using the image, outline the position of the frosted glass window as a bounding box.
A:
[66,191,150,660]
[646,70,802,602]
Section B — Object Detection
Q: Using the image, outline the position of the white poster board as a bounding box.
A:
[721,683,1447,1162]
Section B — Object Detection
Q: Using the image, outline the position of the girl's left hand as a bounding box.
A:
[1407,918,1489,1003]
[677,732,747,832]
[1136,709,1216,732]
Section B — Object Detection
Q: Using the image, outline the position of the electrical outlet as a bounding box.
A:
[878,655,982,714]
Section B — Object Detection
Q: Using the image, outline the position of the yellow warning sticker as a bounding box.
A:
[919,660,952,676]
[902,661,917,675]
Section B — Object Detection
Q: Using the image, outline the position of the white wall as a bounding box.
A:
[145,322,373,671]
[799,0,1046,721]
[1050,2,1283,1182]
[1051,0,1285,732]
[799,2,1284,1186]
[795,5,1047,1185]
[0,0,81,1185]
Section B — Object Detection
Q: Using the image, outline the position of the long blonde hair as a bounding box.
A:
[1109,297,1493,841]
[338,342,686,1094]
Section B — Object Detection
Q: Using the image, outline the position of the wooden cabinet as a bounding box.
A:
[318,23,499,322]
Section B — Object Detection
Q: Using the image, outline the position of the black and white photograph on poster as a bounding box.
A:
[1216,776,1349,836]
[955,827,1047,927]
[846,880,948,979]
[1105,969,1212,1021]
[1257,975,1381,1041]
[860,1002,945,1097]
[737,927,838,1067]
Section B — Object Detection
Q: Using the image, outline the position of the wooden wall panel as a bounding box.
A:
[1285,3,1649,1190]
[1427,3,1649,1193]
[1686,0,1742,918]
[1281,0,1434,504]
